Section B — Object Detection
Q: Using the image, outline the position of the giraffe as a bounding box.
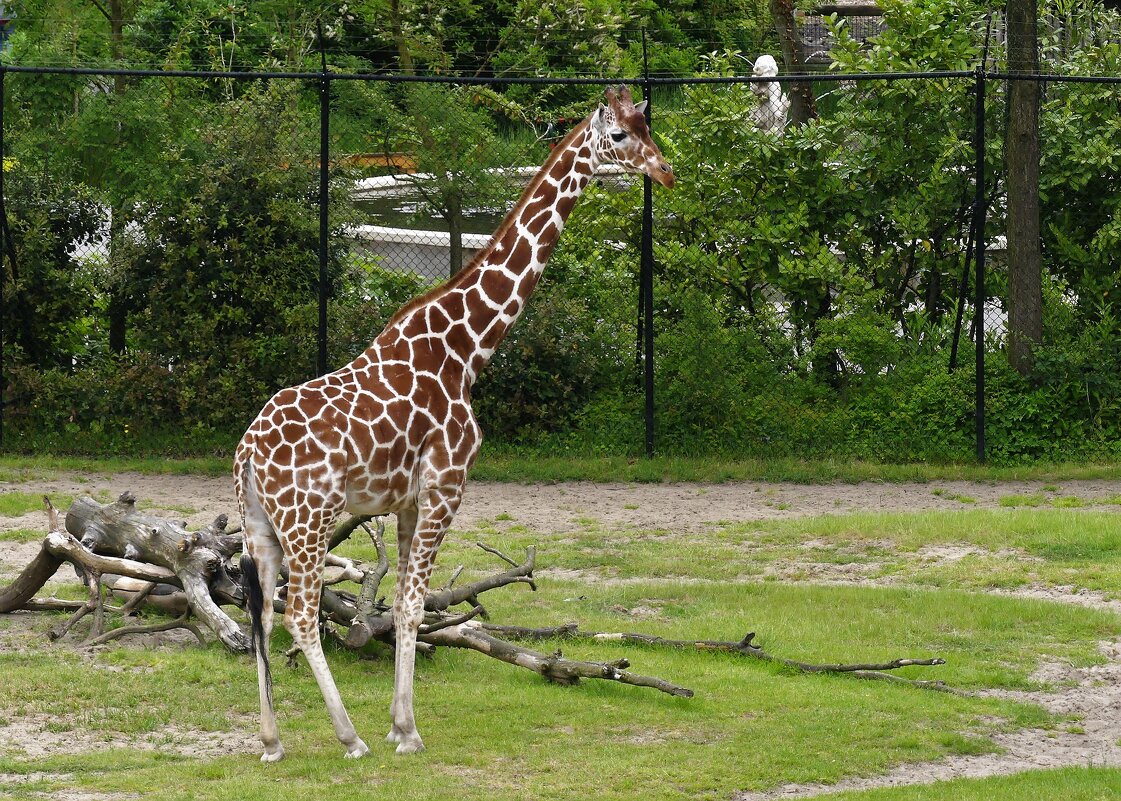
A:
[234,84,674,762]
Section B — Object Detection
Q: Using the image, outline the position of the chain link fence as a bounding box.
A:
[2,64,1120,462]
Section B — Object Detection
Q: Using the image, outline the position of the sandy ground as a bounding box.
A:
[2,473,1120,545]
[3,473,1121,798]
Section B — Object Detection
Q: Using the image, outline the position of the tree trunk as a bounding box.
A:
[769,0,818,126]
[107,0,130,356]
[390,0,416,75]
[1005,0,1043,376]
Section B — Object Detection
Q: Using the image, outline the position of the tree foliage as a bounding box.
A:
[3,0,1121,462]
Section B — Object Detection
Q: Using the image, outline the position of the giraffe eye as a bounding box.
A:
[610,130,627,143]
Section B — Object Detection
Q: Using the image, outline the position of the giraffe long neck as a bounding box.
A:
[372,119,601,387]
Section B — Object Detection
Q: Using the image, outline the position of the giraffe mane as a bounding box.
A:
[380,116,594,333]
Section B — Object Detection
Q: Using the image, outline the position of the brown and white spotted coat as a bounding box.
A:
[233,85,674,762]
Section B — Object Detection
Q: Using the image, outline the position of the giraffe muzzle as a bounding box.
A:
[651,161,675,189]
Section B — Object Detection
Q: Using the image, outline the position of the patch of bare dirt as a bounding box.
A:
[0,539,51,581]
[0,770,140,800]
[3,475,1120,542]
[735,639,1121,799]
[0,711,256,760]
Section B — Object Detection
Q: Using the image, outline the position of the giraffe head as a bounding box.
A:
[592,85,675,188]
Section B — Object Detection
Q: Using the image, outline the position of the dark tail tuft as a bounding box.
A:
[240,552,272,704]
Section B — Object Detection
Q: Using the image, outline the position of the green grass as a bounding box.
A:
[471,452,1121,484]
[0,456,232,482]
[707,509,1121,599]
[0,576,1085,801]
[0,529,47,543]
[2,510,1116,799]
[0,491,73,517]
[4,471,1121,799]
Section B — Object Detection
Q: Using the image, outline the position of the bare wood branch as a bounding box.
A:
[0,544,64,613]
[419,605,483,634]
[328,514,375,551]
[476,542,518,567]
[423,624,694,698]
[86,612,206,647]
[479,622,579,640]
[44,533,178,585]
[6,498,952,698]
[480,625,948,691]
[21,597,86,612]
[118,581,159,615]
[444,565,465,590]
[58,495,249,652]
[48,604,93,642]
[847,670,960,694]
[425,546,536,612]
[343,519,393,649]
[86,574,107,641]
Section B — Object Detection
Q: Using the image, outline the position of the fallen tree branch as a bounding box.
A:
[423,623,694,697]
[424,545,536,612]
[86,611,207,647]
[477,625,950,692]
[0,547,64,613]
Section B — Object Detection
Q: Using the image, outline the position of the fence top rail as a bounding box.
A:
[990,71,1121,84]
[0,63,974,84]
[2,62,1118,85]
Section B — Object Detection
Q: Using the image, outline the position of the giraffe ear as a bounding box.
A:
[634,99,648,114]
[592,104,610,132]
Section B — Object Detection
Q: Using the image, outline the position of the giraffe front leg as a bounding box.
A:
[389,587,428,754]
[389,480,462,755]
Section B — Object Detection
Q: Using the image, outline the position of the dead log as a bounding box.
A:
[476,625,952,692]
[57,494,248,651]
[423,623,695,697]
[0,547,65,613]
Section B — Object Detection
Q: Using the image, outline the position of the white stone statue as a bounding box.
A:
[750,55,791,134]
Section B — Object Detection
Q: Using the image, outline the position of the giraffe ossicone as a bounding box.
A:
[234,84,674,760]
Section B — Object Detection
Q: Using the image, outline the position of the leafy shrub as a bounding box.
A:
[473,282,620,441]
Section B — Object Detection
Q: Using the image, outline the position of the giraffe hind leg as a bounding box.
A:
[241,491,286,762]
[285,548,369,759]
[387,507,417,745]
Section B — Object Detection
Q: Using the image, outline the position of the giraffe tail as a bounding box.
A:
[240,552,273,704]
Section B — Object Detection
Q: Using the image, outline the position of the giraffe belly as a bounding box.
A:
[343,476,417,516]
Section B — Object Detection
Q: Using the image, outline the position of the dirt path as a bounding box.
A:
[2,474,1119,543]
[3,473,1121,797]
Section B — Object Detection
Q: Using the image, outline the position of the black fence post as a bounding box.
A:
[640,30,655,459]
[973,66,987,462]
[0,65,5,449]
[317,32,330,378]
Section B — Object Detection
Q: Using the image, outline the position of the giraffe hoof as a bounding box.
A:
[260,747,285,763]
[395,738,425,755]
[345,739,370,759]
